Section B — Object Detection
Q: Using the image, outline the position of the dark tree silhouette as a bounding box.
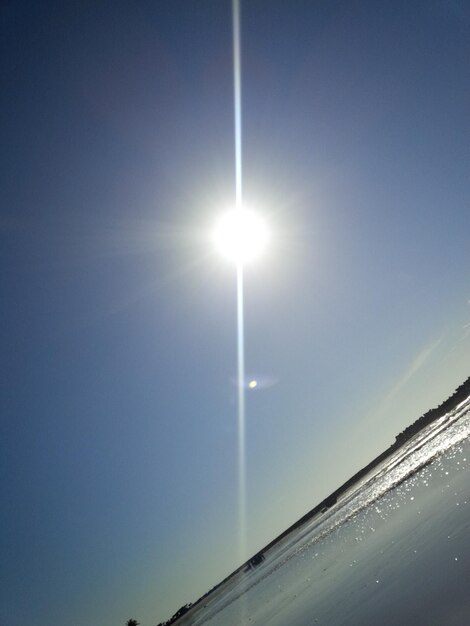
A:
[126,620,140,626]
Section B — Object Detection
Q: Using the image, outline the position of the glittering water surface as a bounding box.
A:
[180,398,470,626]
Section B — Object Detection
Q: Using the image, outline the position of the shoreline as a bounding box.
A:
[160,376,470,626]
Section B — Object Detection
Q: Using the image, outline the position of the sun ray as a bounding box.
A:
[233,0,247,577]
[233,0,242,210]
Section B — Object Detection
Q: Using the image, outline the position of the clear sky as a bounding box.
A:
[1,1,469,624]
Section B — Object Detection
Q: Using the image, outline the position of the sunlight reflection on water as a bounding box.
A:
[179,398,470,625]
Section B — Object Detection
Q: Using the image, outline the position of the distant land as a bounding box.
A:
[156,375,470,626]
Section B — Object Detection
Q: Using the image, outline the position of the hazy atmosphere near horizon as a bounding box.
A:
[1,1,469,624]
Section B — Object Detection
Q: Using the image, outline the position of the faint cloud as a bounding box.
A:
[371,336,444,421]
[443,300,470,355]
[459,296,470,340]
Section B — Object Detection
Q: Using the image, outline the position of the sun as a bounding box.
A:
[213,209,268,265]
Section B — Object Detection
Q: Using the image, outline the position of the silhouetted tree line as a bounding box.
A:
[395,376,470,444]
[155,603,192,626]
[125,606,193,626]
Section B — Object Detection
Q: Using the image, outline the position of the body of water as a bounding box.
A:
[179,396,470,625]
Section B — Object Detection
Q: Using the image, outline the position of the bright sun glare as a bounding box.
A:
[213,209,268,265]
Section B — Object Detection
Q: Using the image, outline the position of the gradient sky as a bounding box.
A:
[1,1,469,624]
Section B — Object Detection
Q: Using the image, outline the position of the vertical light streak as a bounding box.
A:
[233,0,242,209]
[236,261,246,565]
[232,0,247,573]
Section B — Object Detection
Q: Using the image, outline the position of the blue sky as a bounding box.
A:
[1,1,469,624]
